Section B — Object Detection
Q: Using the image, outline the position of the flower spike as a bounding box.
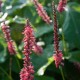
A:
[32,43,43,55]
[20,19,35,80]
[1,22,16,55]
[57,0,67,12]
[33,0,51,24]
[52,1,63,68]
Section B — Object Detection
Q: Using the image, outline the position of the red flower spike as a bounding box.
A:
[32,44,43,55]
[57,0,67,12]
[20,19,35,80]
[52,2,59,52]
[1,23,11,42]
[33,0,51,24]
[52,1,63,68]
[22,20,36,50]
[53,51,63,68]
[7,41,16,55]
[1,22,16,55]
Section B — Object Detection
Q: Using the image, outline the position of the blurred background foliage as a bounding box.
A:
[0,0,80,80]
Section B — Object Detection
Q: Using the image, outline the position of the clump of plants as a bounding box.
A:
[0,0,80,80]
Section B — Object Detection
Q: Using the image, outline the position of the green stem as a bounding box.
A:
[15,55,21,70]
[9,57,12,79]
[59,13,68,55]
[59,66,65,80]
[62,29,70,57]
[62,31,67,53]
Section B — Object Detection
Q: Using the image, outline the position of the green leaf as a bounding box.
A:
[42,32,53,45]
[37,57,53,76]
[35,75,55,80]
[11,56,21,73]
[34,25,53,38]
[69,50,80,62]
[0,48,7,63]
[13,15,26,24]
[2,0,28,14]
[63,2,80,49]
[10,23,24,42]
[31,44,53,71]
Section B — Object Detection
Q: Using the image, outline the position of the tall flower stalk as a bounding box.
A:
[1,22,16,55]
[52,1,63,68]
[33,0,51,24]
[20,19,35,80]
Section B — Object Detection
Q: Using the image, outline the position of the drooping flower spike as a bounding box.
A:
[33,0,51,24]
[20,19,35,80]
[57,0,67,12]
[1,22,16,55]
[32,43,43,55]
[52,1,63,68]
